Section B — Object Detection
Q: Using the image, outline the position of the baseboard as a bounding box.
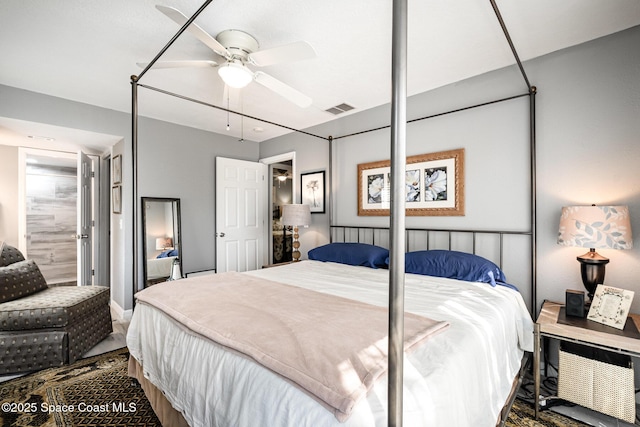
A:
[110,300,133,321]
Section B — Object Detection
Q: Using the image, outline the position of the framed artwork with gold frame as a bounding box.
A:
[357,148,464,216]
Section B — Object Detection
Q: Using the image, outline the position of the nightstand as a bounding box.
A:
[534,300,640,421]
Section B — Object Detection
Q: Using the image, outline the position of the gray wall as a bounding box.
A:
[137,116,259,279]
[0,84,259,313]
[262,25,640,313]
[531,25,640,312]
[259,134,331,254]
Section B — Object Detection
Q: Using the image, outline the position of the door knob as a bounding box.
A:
[216,232,225,238]
[73,234,89,240]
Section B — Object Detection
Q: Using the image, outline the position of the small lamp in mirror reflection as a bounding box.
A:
[169,258,182,281]
[156,237,173,251]
[557,205,633,301]
[281,204,311,262]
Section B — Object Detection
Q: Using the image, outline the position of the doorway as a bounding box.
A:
[260,151,296,265]
[18,148,99,286]
[271,161,293,264]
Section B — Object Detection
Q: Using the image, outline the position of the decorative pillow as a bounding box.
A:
[401,250,507,287]
[308,243,389,269]
[0,242,26,267]
[0,259,48,303]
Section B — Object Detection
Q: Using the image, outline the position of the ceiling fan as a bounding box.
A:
[273,168,292,187]
[139,5,316,108]
[274,171,293,181]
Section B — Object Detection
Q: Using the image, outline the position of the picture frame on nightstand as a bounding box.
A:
[587,284,634,330]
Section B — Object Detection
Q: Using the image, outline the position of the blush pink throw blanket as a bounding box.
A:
[135,272,449,421]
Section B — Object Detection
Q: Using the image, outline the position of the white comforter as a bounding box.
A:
[146,255,176,280]
[127,261,533,427]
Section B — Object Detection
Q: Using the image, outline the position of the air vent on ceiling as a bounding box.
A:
[325,102,355,115]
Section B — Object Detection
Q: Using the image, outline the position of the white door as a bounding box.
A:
[216,157,267,273]
[76,151,93,285]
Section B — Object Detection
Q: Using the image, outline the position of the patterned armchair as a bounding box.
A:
[0,242,112,374]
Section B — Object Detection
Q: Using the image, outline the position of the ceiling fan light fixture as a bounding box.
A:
[218,62,253,89]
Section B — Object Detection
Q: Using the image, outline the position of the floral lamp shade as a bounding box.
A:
[557,205,633,301]
[557,205,632,250]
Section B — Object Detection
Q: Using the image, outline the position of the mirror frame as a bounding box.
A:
[141,197,183,287]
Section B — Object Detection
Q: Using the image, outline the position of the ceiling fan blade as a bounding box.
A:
[137,60,219,69]
[253,71,312,108]
[248,41,316,67]
[155,5,229,58]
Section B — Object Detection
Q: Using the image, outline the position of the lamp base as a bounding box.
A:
[292,226,301,262]
[577,249,609,301]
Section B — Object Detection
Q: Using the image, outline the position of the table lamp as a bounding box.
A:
[156,237,174,250]
[282,204,311,262]
[557,205,633,301]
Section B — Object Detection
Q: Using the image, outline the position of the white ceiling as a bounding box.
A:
[0,116,122,154]
[1,0,639,146]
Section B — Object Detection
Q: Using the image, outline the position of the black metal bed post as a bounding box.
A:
[388,0,408,424]
[328,135,334,239]
[488,0,537,315]
[529,87,537,314]
[137,0,214,81]
[131,75,139,304]
[131,0,214,303]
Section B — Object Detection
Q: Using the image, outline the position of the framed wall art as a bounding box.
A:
[301,170,325,213]
[357,148,464,216]
[112,186,122,214]
[113,154,122,185]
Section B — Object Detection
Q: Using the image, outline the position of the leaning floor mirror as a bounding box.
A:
[141,197,182,287]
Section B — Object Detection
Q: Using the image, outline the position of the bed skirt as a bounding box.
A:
[128,352,529,427]
[128,355,189,427]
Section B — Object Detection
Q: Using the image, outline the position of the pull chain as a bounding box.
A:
[226,89,230,131]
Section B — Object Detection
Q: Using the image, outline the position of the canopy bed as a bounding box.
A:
[128,0,537,425]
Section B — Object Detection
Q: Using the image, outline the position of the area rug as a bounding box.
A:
[0,348,160,427]
[506,398,589,427]
[1,347,588,427]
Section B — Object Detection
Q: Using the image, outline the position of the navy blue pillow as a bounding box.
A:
[308,243,389,269]
[157,249,179,258]
[401,250,507,287]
